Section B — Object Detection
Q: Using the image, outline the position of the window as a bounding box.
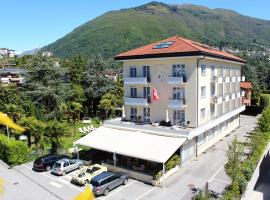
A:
[130,87,137,98]
[172,64,185,77]
[130,107,137,121]
[153,41,174,49]
[201,86,206,98]
[143,108,150,123]
[173,110,185,125]
[211,66,215,78]
[143,65,150,82]
[201,65,206,76]
[200,108,206,120]
[129,67,136,77]
[173,87,185,100]
[143,87,151,103]
[210,84,215,97]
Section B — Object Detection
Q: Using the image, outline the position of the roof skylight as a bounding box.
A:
[153,41,174,49]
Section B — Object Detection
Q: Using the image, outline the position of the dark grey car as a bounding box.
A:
[90,172,129,196]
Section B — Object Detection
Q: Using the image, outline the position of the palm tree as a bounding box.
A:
[18,116,46,149]
[44,119,70,154]
[68,101,83,136]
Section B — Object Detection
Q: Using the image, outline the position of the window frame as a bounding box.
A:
[201,86,206,98]
[200,108,206,121]
[201,65,206,76]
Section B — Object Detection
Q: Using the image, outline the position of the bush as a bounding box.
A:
[165,154,181,171]
[0,135,30,165]
[259,94,270,108]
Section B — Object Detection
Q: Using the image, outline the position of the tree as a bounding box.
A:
[68,101,83,136]
[44,120,70,154]
[23,57,68,120]
[4,104,22,123]
[225,137,245,197]
[18,117,46,149]
[98,93,118,119]
[82,56,115,116]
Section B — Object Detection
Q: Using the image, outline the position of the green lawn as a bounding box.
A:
[61,118,101,151]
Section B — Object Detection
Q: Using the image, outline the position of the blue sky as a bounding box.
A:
[1,0,269,53]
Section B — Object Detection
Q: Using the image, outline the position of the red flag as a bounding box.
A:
[152,88,159,101]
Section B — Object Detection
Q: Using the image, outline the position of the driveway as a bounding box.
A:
[0,115,258,200]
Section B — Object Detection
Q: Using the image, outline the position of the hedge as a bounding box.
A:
[260,94,270,108]
[0,135,30,165]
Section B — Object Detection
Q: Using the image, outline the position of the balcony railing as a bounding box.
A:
[167,75,186,85]
[231,93,236,100]
[231,77,236,82]
[223,94,230,102]
[124,77,148,85]
[236,77,241,82]
[168,99,186,109]
[124,97,148,106]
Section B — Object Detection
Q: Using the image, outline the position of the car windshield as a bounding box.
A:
[54,163,61,168]
[90,180,99,187]
[86,167,100,174]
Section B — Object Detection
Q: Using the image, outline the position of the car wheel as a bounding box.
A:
[78,164,82,169]
[104,188,109,196]
[123,178,128,185]
[84,180,89,185]
[62,171,66,176]
[46,166,51,171]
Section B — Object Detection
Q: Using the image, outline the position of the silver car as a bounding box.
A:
[51,158,84,176]
[90,172,129,196]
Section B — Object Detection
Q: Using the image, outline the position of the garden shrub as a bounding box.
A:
[165,154,181,171]
[0,135,30,165]
[259,94,270,108]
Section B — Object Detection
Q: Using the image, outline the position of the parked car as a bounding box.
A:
[90,172,129,196]
[51,158,84,176]
[71,164,107,185]
[33,154,69,171]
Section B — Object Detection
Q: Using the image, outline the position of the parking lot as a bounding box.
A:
[0,115,258,200]
[14,161,157,200]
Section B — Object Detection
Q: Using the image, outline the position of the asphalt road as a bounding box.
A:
[0,115,258,200]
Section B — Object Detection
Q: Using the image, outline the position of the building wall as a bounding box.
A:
[123,57,197,127]
[122,56,243,128]
[181,114,240,165]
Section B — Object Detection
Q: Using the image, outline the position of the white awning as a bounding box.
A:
[74,126,186,163]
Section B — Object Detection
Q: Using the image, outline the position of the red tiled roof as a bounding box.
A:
[115,36,245,63]
[240,82,252,89]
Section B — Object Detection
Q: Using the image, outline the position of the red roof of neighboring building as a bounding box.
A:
[115,36,245,63]
[240,82,252,89]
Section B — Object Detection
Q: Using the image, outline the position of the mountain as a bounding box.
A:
[19,48,40,57]
[41,1,270,59]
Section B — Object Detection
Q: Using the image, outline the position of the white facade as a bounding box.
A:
[120,55,244,164]
[0,48,15,58]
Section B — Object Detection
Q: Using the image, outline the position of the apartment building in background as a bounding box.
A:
[0,48,15,58]
[75,36,246,184]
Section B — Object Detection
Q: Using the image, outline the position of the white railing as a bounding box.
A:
[212,76,223,83]
[124,77,147,85]
[167,76,185,85]
[231,77,236,82]
[224,77,230,83]
[231,93,236,100]
[211,96,223,104]
[224,94,230,102]
[124,97,148,106]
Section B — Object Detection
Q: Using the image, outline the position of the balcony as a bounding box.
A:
[211,76,223,83]
[231,77,236,82]
[241,76,246,82]
[168,99,186,110]
[167,76,186,85]
[236,77,241,82]
[124,77,147,85]
[211,96,223,104]
[223,94,230,102]
[124,97,148,106]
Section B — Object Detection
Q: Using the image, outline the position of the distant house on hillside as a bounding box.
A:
[42,51,52,57]
[240,82,252,106]
[0,68,25,85]
[0,48,15,58]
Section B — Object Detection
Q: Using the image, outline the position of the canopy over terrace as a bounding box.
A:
[74,126,187,163]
